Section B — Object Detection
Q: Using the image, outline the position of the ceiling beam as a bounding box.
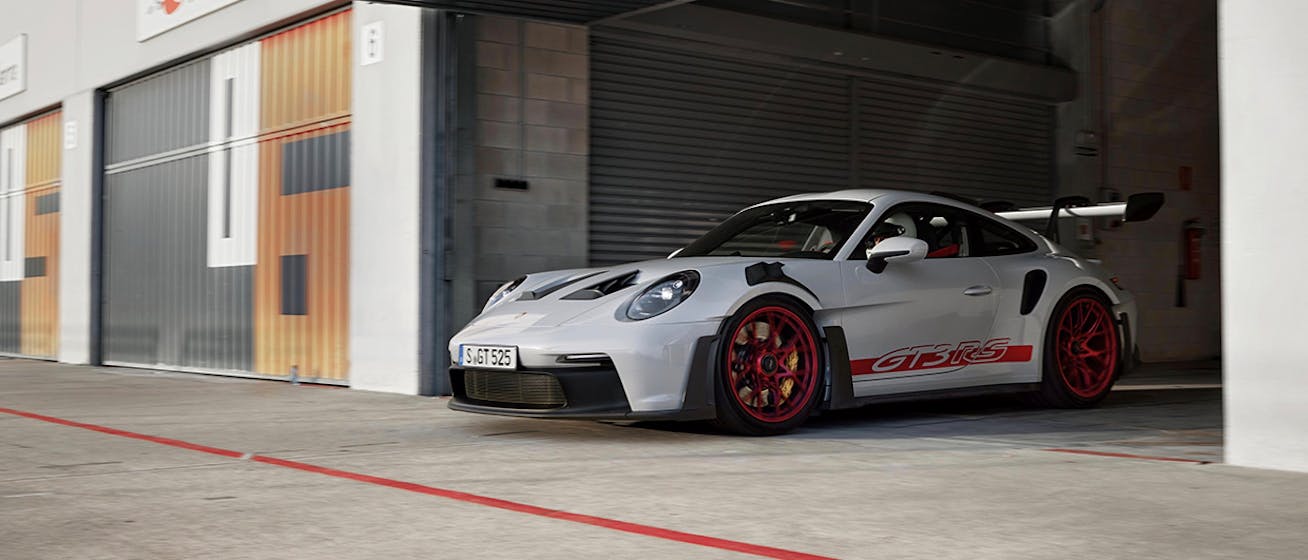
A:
[591,0,699,26]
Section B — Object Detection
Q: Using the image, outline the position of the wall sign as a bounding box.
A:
[138,0,245,41]
[0,35,26,101]
[64,121,77,150]
[360,21,384,66]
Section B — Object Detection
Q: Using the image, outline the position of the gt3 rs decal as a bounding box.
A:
[851,338,1033,376]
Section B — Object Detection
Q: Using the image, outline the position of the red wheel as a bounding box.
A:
[1055,296,1119,398]
[714,297,823,435]
[1035,288,1121,407]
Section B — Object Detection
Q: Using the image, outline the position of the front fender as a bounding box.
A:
[720,283,823,318]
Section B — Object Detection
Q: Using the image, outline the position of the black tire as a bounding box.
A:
[1032,287,1122,408]
[713,296,825,436]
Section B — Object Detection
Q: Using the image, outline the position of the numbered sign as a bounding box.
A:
[360,22,384,66]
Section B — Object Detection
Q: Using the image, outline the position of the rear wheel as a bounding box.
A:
[1034,288,1121,407]
[713,297,824,435]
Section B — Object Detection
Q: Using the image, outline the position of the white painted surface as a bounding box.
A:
[1222,0,1308,473]
[58,93,92,364]
[0,123,26,282]
[0,0,336,124]
[137,0,246,41]
[0,35,25,101]
[206,42,259,268]
[348,2,422,395]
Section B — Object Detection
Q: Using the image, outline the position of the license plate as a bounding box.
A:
[459,345,518,370]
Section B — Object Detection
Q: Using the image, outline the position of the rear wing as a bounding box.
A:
[993,193,1164,243]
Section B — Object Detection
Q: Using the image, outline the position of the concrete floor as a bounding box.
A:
[2,358,1305,559]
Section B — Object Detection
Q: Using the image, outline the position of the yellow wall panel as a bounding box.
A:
[22,111,61,358]
[254,123,350,380]
[260,10,351,135]
[254,10,351,381]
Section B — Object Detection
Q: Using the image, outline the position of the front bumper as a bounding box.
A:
[447,335,721,421]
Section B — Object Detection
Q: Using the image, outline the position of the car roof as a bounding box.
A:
[745,189,972,210]
[742,188,1053,249]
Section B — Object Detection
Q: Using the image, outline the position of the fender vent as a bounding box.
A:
[1021,270,1047,315]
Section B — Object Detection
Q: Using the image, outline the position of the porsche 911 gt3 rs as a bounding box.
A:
[447,189,1163,435]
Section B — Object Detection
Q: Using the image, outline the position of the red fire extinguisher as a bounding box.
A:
[1177,219,1205,307]
[1184,220,1204,280]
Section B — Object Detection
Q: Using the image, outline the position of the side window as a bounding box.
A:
[974,216,1039,256]
[854,203,972,260]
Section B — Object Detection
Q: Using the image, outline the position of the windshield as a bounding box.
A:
[676,200,873,259]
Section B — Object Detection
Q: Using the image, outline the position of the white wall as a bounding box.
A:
[1221,0,1308,473]
[348,2,425,394]
[1,0,339,123]
[57,92,94,364]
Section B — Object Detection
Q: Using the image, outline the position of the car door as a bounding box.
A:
[839,202,1001,397]
[959,212,1049,385]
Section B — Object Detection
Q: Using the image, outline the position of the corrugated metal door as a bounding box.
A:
[0,110,62,359]
[102,10,352,383]
[589,34,852,265]
[855,78,1051,206]
[588,32,1052,266]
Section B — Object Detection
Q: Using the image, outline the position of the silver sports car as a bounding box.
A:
[448,189,1163,435]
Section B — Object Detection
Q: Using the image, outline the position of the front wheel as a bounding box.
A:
[1034,288,1121,408]
[713,297,824,435]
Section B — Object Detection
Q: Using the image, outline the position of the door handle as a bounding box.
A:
[963,285,993,296]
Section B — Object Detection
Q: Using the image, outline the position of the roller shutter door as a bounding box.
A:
[101,10,353,383]
[855,79,1052,206]
[589,32,1052,266]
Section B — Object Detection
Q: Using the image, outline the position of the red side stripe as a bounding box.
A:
[852,344,1034,376]
[0,407,836,560]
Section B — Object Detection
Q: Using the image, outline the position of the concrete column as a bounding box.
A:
[57,90,95,365]
[1048,0,1102,255]
[1221,0,1308,472]
[466,15,589,312]
[348,2,424,394]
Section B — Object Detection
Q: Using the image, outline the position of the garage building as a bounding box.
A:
[0,1,1293,472]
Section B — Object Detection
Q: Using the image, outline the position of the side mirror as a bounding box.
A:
[865,237,928,273]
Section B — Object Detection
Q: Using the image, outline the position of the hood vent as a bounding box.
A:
[517,271,606,301]
[562,271,640,300]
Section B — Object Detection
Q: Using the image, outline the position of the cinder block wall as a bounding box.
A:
[471,16,590,304]
[1096,1,1220,362]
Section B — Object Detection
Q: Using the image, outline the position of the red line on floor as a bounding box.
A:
[0,407,244,459]
[0,406,835,560]
[1044,448,1210,464]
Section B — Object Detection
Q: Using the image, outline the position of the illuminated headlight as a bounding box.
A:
[484,276,526,311]
[626,271,699,320]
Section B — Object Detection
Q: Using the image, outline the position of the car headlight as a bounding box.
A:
[626,271,699,320]
[484,276,526,311]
